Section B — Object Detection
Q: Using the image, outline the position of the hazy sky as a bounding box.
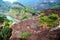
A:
[3,0,17,3]
[3,0,60,3]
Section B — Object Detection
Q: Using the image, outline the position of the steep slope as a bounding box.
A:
[31,2,60,11]
[9,2,37,20]
[10,8,60,40]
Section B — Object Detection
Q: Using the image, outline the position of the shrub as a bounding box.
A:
[38,13,59,29]
[48,13,59,21]
[0,14,12,40]
[19,32,31,39]
[0,26,12,40]
[21,14,28,20]
[0,14,6,23]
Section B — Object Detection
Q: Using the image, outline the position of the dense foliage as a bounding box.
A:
[0,14,12,40]
[0,14,6,23]
[38,13,59,29]
[25,7,36,15]
[0,26,12,40]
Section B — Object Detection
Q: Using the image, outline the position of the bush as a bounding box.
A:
[21,14,28,20]
[0,26,12,40]
[19,32,31,39]
[48,13,59,21]
[48,14,59,27]
[38,13,59,29]
[0,14,12,40]
[0,14,6,23]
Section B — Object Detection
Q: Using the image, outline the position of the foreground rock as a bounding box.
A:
[10,16,60,40]
[10,16,42,40]
[10,8,60,40]
[10,26,60,40]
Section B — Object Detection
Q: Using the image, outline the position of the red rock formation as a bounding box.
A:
[10,16,42,40]
[44,8,60,16]
[10,8,60,40]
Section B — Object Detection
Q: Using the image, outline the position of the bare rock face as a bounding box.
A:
[10,16,60,40]
[10,17,42,40]
[24,27,60,40]
[44,8,60,16]
[37,28,60,40]
[10,8,60,40]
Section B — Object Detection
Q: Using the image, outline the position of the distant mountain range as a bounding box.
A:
[0,0,11,13]
[17,0,60,6]
[17,0,60,11]
[31,2,60,11]
[0,0,60,13]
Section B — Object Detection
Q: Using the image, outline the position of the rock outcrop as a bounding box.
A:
[10,25,60,40]
[10,8,60,40]
[10,16,42,40]
[10,16,60,40]
[44,8,60,16]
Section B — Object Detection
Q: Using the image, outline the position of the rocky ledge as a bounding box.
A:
[10,8,60,40]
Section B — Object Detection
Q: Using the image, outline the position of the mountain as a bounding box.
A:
[0,0,11,13]
[17,0,60,6]
[11,2,25,9]
[17,0,60,11]
[31,2,60,11]
[9,2,26,19]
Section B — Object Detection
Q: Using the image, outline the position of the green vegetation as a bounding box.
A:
[9,2,37,20]
[0,14,6,23]
[0,14,12,40]
[9,9,20,18]
[9,7,36,20]
[25,7,36,15]
[20,9,28,20]
[0,26,12,40]
[0,1,60,40]
[19,32,31,39]
[48,14,59,21]
[20,13,28,20]
[38,13,59,29]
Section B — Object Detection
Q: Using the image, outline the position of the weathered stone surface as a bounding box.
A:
[10,16,41,39]
[44,8,60,16]
[25,27,60,40]
[10,16,60,40]
[10,8,60,40]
